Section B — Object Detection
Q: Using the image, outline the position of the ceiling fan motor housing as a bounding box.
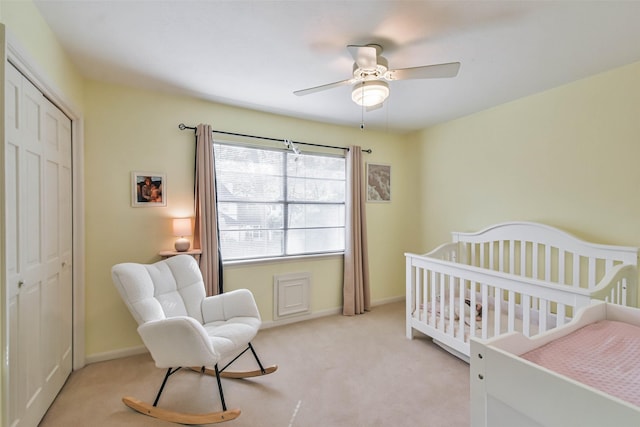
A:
[353,55,388,80]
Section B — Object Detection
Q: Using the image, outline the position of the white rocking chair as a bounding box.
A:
[111,254,277,424]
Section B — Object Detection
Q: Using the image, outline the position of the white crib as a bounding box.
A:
[405,221,639,362]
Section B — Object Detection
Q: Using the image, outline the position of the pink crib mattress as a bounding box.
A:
[521,319,640,407]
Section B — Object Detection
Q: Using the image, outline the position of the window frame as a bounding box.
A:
[213,141,347,262]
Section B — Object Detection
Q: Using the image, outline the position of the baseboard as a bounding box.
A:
[261,295,405,329]
[371,295,405,306]
[261,306,342,329]
[85,296,406,362]
[85,345,148,365]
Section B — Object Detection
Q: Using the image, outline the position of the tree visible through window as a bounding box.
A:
[214,143,346,261]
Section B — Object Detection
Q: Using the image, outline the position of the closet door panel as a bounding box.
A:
[5,59,22,427]
[5,62,73,426]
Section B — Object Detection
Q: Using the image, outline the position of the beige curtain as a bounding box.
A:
[193,124,222,296]
[343,145,370,315]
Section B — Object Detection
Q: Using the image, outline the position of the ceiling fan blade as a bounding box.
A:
[347,45,378,70]
[386,62,461,81]
[293,78,354,96]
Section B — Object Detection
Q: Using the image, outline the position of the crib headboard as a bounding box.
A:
[451,221,639,291]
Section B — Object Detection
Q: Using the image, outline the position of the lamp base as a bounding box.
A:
[174,237,190,252]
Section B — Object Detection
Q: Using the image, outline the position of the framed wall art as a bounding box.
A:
[131,171,166,207]
[366,163,391,202]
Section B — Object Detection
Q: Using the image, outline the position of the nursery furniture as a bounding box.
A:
[470,301,640,427]
[111,254,277,424]
[405,221,638,361]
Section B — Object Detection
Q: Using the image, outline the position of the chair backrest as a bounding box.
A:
[112,255,207,325]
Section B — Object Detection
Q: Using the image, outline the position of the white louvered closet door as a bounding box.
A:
[5,62,73,427]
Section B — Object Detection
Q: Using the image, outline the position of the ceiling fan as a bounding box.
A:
[294,44,461,108]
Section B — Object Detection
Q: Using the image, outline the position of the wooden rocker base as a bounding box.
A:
[123,396,240,425]
[191,365,278,379]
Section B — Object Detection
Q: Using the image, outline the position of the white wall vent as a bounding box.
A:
[273,272,311,320]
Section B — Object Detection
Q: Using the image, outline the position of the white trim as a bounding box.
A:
[84,297,407,363]
[4,29,86,371]
[85,345,148,365]
[261,295,404,329]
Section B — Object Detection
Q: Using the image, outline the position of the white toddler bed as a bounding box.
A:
[470,301,640,427]
[405,222,639,362]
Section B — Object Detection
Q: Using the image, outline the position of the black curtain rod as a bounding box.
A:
[178,123,372,154]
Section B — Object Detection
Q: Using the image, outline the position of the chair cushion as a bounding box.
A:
[204,317,261,357]
[112,255,206,325]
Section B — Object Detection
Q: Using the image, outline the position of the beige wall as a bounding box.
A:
[83,79,415,356]
[0,0,84,110]
[5,0,640,363]
[0,0,416,361]
[413,60,640,257]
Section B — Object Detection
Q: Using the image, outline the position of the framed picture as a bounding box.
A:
[366,163,391,202]
[131,171,166,207]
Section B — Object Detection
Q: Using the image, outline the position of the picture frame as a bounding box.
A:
[131,171,166,207]
[366,163,391,202]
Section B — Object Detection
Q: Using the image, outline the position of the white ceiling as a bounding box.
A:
[33,0,640,133]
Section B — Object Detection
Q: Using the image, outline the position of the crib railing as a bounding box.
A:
[452,222,638,292]
[406,250,638,354]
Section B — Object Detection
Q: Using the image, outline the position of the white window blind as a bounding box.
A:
[214,143,346,261]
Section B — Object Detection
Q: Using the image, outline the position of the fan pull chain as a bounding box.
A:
[360,85,365,130]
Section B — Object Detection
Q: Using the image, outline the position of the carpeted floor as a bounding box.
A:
[39,301,470,426]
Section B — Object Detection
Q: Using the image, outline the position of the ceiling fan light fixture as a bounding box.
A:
[351,80,389,107]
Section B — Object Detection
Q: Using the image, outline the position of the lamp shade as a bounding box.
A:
[351,80,389,107]
[172,218,192,237]
[172,218,192,252]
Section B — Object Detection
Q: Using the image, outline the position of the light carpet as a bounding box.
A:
[40,301,470,426]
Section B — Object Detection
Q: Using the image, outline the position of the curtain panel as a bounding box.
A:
[193,124,223,296]
[343,145,370,315]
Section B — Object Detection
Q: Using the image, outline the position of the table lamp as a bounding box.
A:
[173,218,192,252]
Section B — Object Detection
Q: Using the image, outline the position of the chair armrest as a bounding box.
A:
[138,317,219,368]
[202,289,261,323]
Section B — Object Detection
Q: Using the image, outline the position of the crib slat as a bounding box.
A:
[489,242,495,270]
[523,294,531,337]
[588,257,596,289]
[494,287,502,336]
[509,240,515,274]
[481,284,489,339]
[544,245,551,281]
[508,290,516,332]
[448,275,455,336]
[573,255,580,287]
[559,249,565,286]
[539,299,548,333]
[456,277,464,339]
[557,303,566,327]
[520,240,526,277]
[439,273,445,332]
[420,269,427,322]
[430,270,437,326]
[413,267,424,319]
[532,243,539,279]
[471,243,477,267]
[469,281,477,338]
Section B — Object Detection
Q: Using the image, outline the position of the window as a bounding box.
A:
[214,143,346,261]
